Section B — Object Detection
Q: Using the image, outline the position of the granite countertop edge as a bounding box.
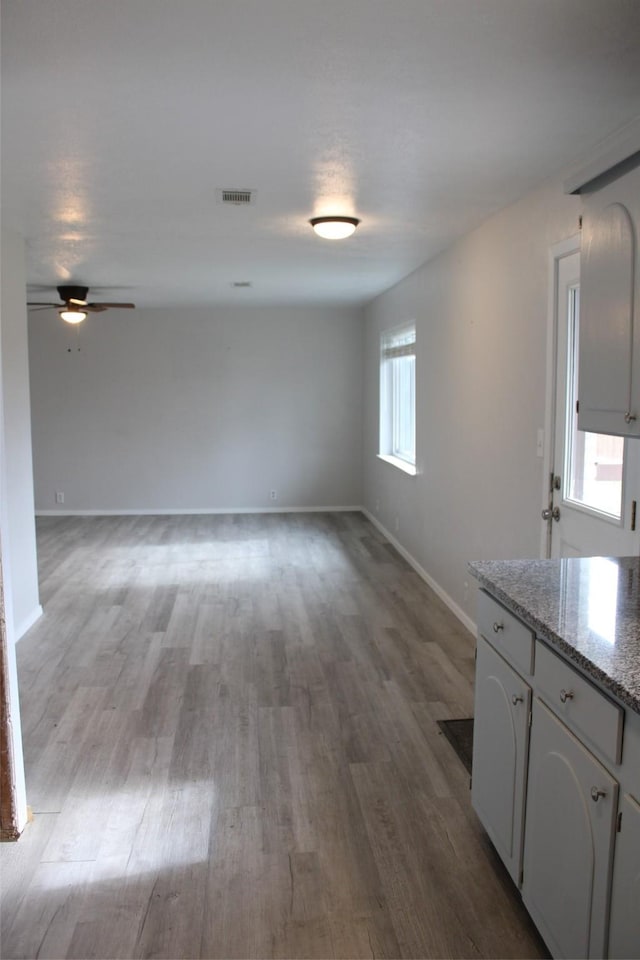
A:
[469,562,640,715]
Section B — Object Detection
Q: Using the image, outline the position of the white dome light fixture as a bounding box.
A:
[59,307,88,324]
[309,216,360,240]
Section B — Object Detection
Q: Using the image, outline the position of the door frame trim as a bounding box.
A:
[542,234,582,559]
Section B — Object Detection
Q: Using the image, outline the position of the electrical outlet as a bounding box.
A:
[270,489,277,500]
[55,491,64,504]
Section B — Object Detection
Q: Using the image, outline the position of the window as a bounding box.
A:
[564,284,624,519]
[379,322,416,472]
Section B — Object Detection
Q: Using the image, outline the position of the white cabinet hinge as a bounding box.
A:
[617,810,623,833]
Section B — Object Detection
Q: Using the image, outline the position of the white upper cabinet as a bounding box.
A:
[579,163,640,437]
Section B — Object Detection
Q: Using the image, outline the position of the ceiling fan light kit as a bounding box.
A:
[59,308,88,324]
[309,216,360,240]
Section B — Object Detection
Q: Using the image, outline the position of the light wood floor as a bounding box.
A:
[1,512,547,959]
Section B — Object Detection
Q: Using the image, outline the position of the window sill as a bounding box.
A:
[377,454,417,476]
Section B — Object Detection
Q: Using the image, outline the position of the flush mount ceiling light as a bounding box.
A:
[309,216,360,240]
[59,307,88,324]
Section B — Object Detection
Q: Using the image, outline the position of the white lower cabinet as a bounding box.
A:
[472,589,639,959]
[608,792,640,959]
[522,699,618,959]
[471,635,531,884]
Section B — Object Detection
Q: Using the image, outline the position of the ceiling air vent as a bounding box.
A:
[219,189,254,205]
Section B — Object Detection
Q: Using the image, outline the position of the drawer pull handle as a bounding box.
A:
[511,695,524,706]
[590,787,607,803]
[559,689,574,703]
[493,621,504,633]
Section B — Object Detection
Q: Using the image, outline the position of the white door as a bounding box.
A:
[548,249,640,557]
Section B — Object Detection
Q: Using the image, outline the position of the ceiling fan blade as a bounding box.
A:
[86,302,136,310]
[27,301,62,307]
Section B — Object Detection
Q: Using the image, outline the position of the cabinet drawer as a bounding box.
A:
[477,590,534,676]
[535,641,623,765]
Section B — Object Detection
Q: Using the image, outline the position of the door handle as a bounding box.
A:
[541,507,560,522]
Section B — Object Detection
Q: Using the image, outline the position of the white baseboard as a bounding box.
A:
[36,505,364,517]
[15,605,43,641]
[362,509,476,637]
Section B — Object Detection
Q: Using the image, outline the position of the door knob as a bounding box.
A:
[542,506,561,522]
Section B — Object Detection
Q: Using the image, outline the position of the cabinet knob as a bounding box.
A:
[559,689,574,703]
[511,694,524,705]
[493,621,504,633]
[590,787,606,803]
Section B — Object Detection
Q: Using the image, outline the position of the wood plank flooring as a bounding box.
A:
[1,512,548,959]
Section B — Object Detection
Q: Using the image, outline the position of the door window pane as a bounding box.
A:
[565,285,624,519]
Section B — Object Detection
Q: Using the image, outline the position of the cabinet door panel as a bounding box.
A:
[608,793,640,960]
[523,699,618,959]
[472,636,531,884]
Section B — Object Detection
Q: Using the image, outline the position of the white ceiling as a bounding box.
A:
[3,0,640,308]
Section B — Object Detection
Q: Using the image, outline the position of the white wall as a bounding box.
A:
[29,305,364,512]
[1,228,41,639]
[363,176,581,625]
[0,227,36,832]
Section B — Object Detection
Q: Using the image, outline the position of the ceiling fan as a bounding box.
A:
[27,285,135,324]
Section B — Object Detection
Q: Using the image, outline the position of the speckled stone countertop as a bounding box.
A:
[468,556,640,714]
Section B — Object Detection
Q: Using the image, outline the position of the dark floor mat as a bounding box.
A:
[437,718,474,774]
